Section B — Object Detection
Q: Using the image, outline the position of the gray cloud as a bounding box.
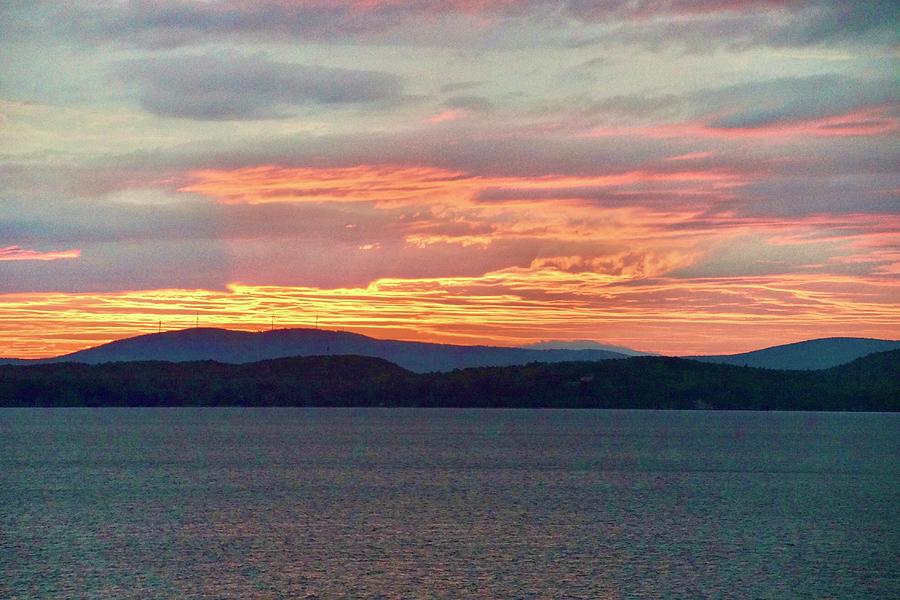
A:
[608,1,899,51]
[728,174,900,217]
[0,238,231,293]
[762,1,900,47]
[439,81,484,94]
[0,193,404,249]
[444,95,493,112]
[44,1,898,50]
[117,52,403,120]
[701,75,898,129]
[573,74,897,129]
[581,93,685,119]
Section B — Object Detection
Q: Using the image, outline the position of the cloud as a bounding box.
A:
[0,238,231,293]
[47,1,897,49]
[728,174,900,216]
[528,251,697,278]
[1,82,896,299]
[0,245,80,261]
[761,0,900,47]
[439,81,484,93]
[444,95,493,112]
[606,1,899,50]
[178,165,478,204]
[563,75,898,135]
[177,164,750,210]
[116,52,403,120]
[2,266,898,359]
[580,94,685,119]
[701,75,898,129]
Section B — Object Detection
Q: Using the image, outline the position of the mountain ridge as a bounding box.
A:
[2,329,897,372]
[0,327,628,373]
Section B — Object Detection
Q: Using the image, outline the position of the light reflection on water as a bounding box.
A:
[1,408,898,599]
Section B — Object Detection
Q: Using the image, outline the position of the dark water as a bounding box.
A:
[1,409,897,599]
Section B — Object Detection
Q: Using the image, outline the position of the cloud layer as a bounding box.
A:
[44,1,897,49]
[1,0,898,356]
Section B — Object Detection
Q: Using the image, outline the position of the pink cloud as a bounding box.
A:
[427,108,470,123]
[0,246,81,262]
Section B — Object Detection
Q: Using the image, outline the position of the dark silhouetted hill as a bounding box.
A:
[687,337,900,370]
[0,327,626,373]
[2,350,896,411]
[4,331,898,372]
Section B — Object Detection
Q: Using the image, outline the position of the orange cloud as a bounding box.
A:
[176,164,754,272]
[178,163,751,269]
[180,165,475,204]
[174,162,897,294]
[0,246,81,261]
[179,164,750,206]
[2,264,897,359]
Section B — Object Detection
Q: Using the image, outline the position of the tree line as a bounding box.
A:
[1,351,897,411]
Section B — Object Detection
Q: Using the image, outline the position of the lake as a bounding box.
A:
[1,408,897,599]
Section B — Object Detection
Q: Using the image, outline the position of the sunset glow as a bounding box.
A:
[1,1,898,357]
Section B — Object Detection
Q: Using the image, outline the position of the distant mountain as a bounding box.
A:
[5,331,896,373]
[1,327,627,373]
[2,350,897,411]
[689,337,900,370]
[521,340,650,356]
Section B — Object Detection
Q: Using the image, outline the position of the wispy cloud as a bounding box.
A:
[178,164,747,207]
[0,246,81,261]
[43,1,896,49]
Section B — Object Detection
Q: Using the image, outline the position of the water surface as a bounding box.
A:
[2,408,897,599]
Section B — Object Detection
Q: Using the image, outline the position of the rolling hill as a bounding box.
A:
[0,327,627,373]
[687,337,900,370]
[3,330,897,372]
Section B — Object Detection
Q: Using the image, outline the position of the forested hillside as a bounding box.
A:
[1,351,897,411]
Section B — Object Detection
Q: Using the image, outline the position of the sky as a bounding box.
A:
[1,0,898,358]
